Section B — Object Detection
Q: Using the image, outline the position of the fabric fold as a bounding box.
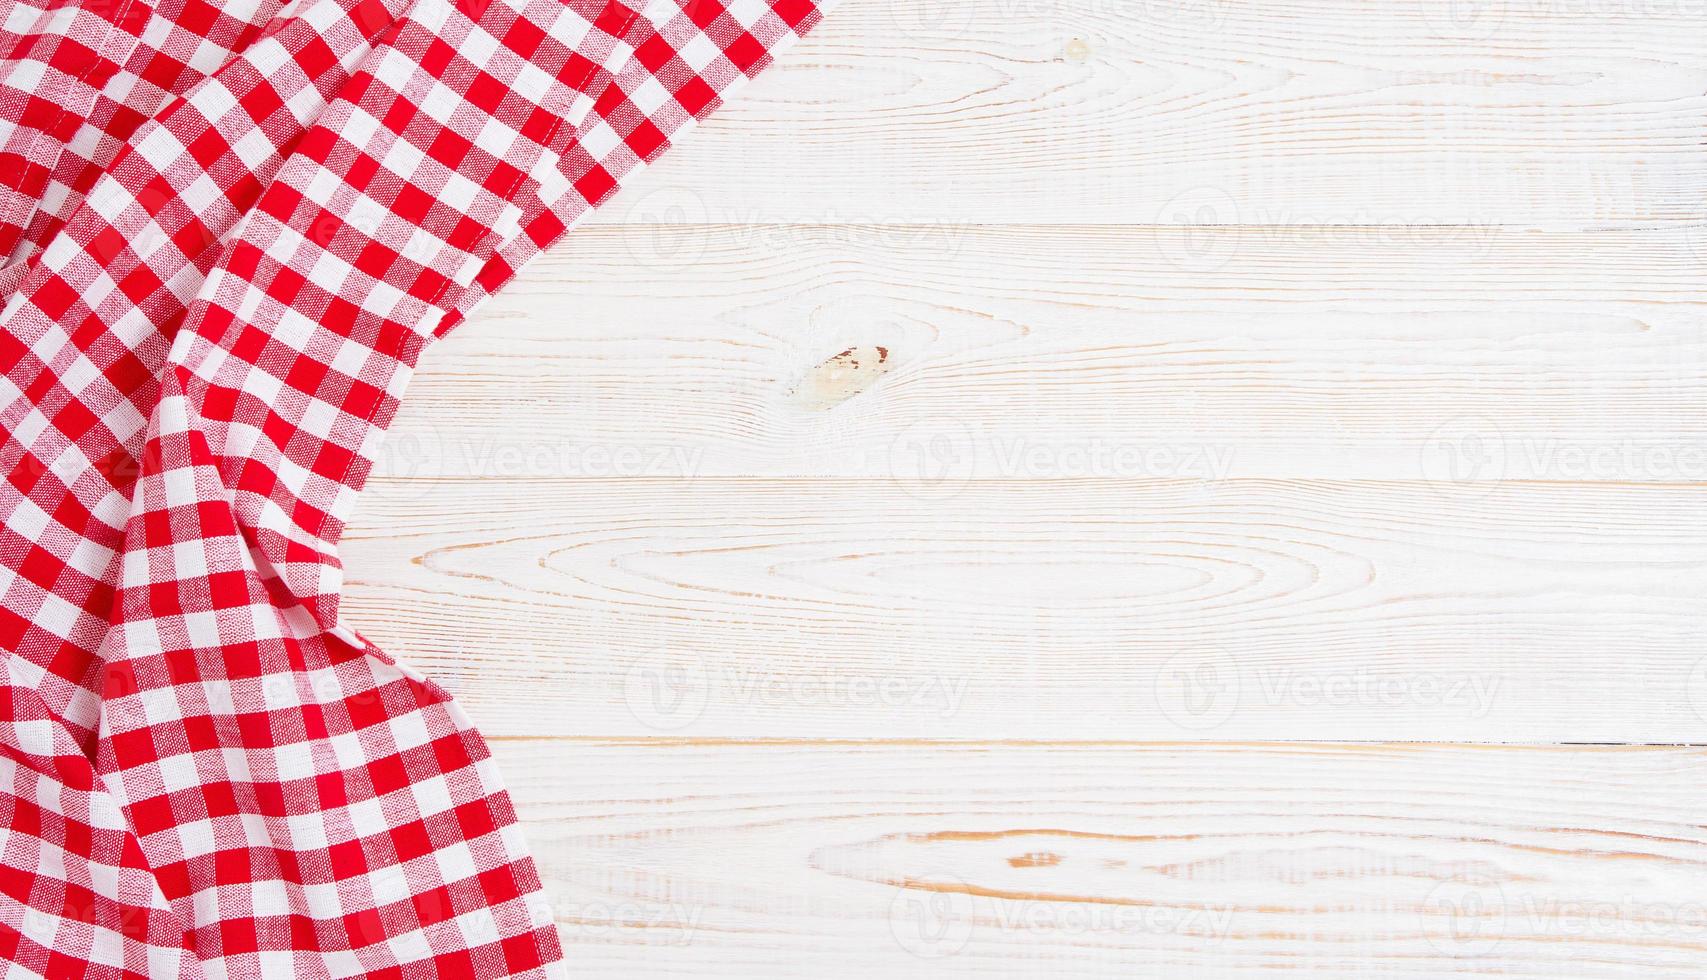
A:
[1,0,829,976]
[2,0,434,756]
[0,0,296,292]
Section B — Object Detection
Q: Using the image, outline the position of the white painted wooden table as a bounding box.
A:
[343,0,1707,975]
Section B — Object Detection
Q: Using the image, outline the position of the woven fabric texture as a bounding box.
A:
[0,0,828,975]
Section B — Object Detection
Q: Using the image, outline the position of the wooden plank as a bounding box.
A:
[496,739,1707,978]
[338,477,1707,741]
[581,0,1707,225]
[392,224,1707,483]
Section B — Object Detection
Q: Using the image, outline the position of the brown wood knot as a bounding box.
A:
[792,345,890,410]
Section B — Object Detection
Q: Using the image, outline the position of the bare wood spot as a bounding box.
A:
[792,345,890,410]
[1010,851,1065,868]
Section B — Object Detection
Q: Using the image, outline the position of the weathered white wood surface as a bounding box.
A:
[341,0,1707,973]
[496,740,1707,978]
[391,224,1707,481]
[580,0,1707,226]
[343,476,1707,742]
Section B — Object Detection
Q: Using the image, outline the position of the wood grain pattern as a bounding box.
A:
[332,0,1707,972]
[391,224,1707,481]
[340,477,1707,742]
[496,740,1707,978]
[581,0,1707,225]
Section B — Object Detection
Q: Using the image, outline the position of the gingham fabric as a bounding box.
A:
[0,0,829,975]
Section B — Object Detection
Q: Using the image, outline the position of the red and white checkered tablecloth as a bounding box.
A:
[0,0,828,975]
